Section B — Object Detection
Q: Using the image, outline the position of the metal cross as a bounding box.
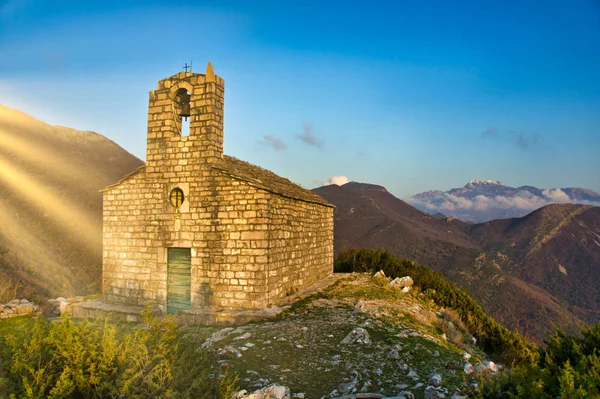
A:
[183,63,190,72]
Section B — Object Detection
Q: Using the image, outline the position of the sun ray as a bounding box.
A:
[0,158,100,251]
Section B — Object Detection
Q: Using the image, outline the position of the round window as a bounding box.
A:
[169,188,185,208]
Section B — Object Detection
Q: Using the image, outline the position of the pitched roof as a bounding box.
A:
[212,156,333,207]
[100,165,146,192]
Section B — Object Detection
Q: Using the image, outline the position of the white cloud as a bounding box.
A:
[323,175,349,186]
[542,188,570,203]
[407,188,600,222]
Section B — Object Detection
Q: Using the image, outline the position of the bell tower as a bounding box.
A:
[145,62,225,168]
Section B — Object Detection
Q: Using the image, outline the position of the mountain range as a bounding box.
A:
[313,182,600,344]
[0,105,143,298]
[408,179,600,223]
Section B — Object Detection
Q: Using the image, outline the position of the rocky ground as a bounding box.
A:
[180,273,499,398]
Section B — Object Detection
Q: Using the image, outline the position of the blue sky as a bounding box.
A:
[1,0,599,197]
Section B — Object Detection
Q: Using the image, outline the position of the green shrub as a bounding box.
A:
[335,248,538,366]
[469,323,600,398]
[0,305,237,398]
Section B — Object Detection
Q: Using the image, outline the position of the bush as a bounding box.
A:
[469,323,600,398]
[335,248,538,366]
[0,305,237,398]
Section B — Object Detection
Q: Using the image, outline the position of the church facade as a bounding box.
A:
[101,63,334,316]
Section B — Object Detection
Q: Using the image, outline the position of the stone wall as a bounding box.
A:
[267,196,334,304]
[103,168,333,312]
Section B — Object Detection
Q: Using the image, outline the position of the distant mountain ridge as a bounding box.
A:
[313,181,600,344]
[409,179,600,223]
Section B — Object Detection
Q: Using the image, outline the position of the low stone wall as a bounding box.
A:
[0,299,40,319]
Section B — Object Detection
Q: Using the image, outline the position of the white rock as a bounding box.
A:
[401,286,411,293]
[428,373,442,387]
[463,362,474,374]
[462,353,471,361]
[338,379,357,393]
[340,327,371,345]
[484,360,499,373]
[407,369,420,380]
[234,332,252,341]
[373,270,387,279]
[397,276,414,287]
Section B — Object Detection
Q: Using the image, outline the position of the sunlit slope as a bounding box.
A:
[0,105,144,297]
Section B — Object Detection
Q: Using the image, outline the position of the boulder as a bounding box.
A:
[484,360,499,373]
[428,373,442,387]
[15,303,33,314]
[397,276,414,287]
[373,270,387,279]
[234,384,290,399]
[407,369,419,380]
[463,363,474,374]
[401,286,411,293]
[57,298,71,315]
[340,327,371,345]
[389,276,414,290]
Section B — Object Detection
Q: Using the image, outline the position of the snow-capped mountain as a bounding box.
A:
[409,179,600,222]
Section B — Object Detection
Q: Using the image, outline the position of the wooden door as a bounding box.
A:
[167,248,191,314]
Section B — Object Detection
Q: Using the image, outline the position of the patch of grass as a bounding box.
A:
[0,315,37,337]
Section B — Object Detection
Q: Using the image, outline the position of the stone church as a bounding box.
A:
[100,62,334,318]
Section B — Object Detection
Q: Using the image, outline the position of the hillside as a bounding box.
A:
[0,105,143,298]
[313,182,599,344]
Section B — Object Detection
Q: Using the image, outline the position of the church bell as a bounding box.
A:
[177,91,191,120]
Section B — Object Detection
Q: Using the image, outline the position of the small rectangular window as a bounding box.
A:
[181,118,190,137]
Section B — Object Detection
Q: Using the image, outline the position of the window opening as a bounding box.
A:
[181,117,190,137]
[169,188,185,208]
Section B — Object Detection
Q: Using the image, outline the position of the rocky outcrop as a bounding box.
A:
[46,296,86,316]
[234,384,291,399]
[0,299,40,319]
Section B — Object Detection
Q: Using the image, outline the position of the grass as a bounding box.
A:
[0,315,36,337]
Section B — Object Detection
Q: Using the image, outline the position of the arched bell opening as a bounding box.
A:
[174,88,191,121]
[172,87,191,137]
